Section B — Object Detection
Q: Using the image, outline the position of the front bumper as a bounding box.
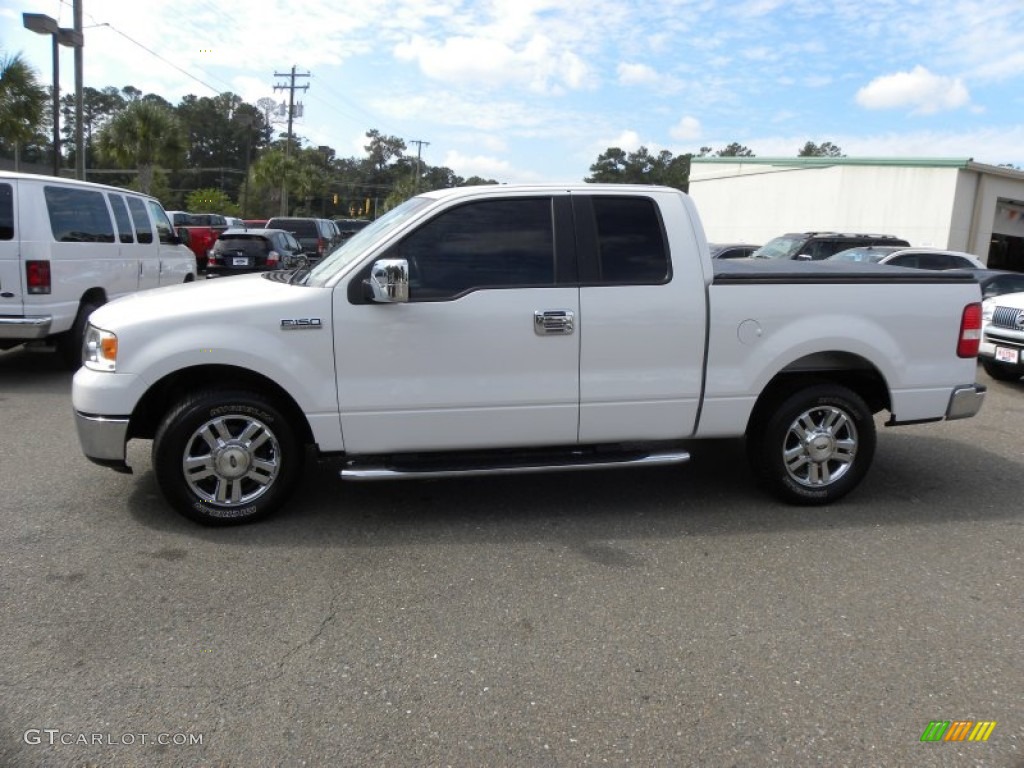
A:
[74,411,132,473]
[946,383,986,421]
[0,315,53,340]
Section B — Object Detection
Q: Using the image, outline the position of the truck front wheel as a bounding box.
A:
[748,383,875,505]
[153,390,303,525]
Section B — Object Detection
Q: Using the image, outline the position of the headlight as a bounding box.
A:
[83,325,118,372]
[981,299,994,323]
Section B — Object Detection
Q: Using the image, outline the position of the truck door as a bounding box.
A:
[0,181,22,320]
[573,192,706,443]
[332,194,581,454]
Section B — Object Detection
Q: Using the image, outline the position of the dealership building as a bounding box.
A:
[687,157,1024,269]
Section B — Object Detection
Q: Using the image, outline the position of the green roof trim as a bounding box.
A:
[691,157,973,168]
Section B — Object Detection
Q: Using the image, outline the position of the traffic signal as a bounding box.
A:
[332,193,338,205]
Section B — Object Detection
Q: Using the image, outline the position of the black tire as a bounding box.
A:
[981,359,1022,382]
[153,390,303,525]
[747,383,876,505]
[57,300,101,370]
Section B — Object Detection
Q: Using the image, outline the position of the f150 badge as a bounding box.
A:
[280,318,322,330]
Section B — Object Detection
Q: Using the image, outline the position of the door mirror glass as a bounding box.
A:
[366,258,409,303]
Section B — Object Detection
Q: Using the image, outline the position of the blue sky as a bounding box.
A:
[4,0,1024,182]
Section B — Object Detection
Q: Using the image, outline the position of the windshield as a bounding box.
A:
[301,196,435,286]
[751,236,806,260]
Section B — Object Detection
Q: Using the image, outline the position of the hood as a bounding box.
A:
[89,273,313,331]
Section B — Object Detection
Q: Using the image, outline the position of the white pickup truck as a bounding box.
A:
[72,184,986,525]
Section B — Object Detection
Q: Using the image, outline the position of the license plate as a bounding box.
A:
[232,257,249,266]
[995,346,1019,363]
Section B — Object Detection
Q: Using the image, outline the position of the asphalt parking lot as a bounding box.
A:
[1,344,1021,767]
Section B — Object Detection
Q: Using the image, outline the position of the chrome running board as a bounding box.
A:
[340,448,690,481]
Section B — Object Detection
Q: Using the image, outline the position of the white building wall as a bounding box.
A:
[688,162,961,249]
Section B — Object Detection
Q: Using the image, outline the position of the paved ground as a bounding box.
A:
[1,344,1021,767]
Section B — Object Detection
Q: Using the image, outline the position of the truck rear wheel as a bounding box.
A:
[747,383,875,505]
[153,390,302,525]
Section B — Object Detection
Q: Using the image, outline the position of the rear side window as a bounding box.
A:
[107,194,135,244]
[213,236,270,256]
[592,196,669,283]
[125,197,154,244]
[44,186,115,243]
[0,184,12,240]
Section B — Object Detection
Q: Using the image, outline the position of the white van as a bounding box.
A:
[0,172,197,367]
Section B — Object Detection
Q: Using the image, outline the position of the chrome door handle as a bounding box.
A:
[534,309,575,336]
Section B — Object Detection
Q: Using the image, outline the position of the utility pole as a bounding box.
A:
[409,139,430,193]
[273,66,309,215]
[73,0,84,179]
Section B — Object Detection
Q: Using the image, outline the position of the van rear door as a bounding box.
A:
[0,180,23,318]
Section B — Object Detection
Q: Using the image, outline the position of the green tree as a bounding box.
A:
[798,141,844,157]
[585,146,690,190]
[716,142,754,157]
[61,85,126,172]
[95,100,186,193]
[185,187,238,215]
[0,51,48,169]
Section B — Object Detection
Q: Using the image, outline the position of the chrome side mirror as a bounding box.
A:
[367,258,409,303]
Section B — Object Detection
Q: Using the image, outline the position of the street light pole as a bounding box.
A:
[22,13,82,178]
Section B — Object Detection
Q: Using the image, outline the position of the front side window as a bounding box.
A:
[386,197,555,300]
[146,201,176,244]
[44,186,115,243]
[592,196,669,283]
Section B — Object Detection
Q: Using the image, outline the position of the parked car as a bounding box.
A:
[968,269,1024,300]
[0,172,196,367]
[265,217,340,261]
[333,218,373,241]
[829,246,986,270]
[709,242,760,259]
[752,232,910,261]
[165,211,231,271]
[206,229,307,276]
[243,219,268,228]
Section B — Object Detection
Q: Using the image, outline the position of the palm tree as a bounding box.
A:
[95,100,185,193]
[0,51,47,170]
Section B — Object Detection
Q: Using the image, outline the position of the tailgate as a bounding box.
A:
[0,180,23,317]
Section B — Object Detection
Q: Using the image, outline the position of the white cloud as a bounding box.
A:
[618,63,659,86]
[393,33,592,93]
[670,116,702,141]
[856,65,970,115]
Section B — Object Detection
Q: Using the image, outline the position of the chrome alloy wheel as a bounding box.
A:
[182,415,281,506]
[781,404,858,488]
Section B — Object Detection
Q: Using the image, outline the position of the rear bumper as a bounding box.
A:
[946,383,986,420]
[74,410,132,472]
[0,315,53,340]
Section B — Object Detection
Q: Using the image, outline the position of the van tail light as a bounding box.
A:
[266,250,280,267]
[958,302,982,358]
[26,260,51,294]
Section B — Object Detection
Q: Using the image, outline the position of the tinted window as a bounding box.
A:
[388,198,555,300]
[268,218,319,238]
[44,186,115,243]
[125,196,154,244]
[213,235,270,256]
[0,184,12,240]
[592,196,669,283]
[948,256,976,269]
[107,194,135,243]
[146,201,177,245]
